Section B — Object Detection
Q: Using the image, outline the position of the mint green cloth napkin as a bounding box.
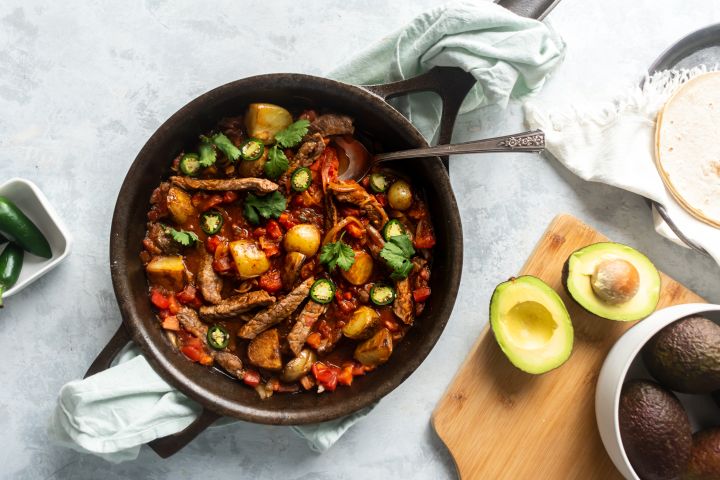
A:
[49,0,564,463]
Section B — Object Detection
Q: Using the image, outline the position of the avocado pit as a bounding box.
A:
[590,258,640,305]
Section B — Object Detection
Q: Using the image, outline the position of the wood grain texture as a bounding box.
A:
[432,214,704,480]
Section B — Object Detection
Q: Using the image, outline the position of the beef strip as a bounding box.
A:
[177,307,246,380]
[294,133,326,167]
[198,249,223,305]
[148,182,171,221]
[170,176,278,193]
[143,222,180,255]
[308,114,354,137]
[393,278,414,325]
[287,301,327,356]
[199,290,276,321]
[365,225,386,260]
[317,327,343,355]
[237,277,314,339]
[329,181,388,228]
[214,351,245,379]
[324,195,338,232]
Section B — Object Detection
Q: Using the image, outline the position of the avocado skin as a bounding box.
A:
[642,316,720,394]
[619,380,692,480]
[684,427,720,480]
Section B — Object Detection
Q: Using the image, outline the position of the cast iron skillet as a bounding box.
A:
[85,0,560,458]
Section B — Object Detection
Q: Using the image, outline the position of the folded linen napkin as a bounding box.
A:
[525,66,720,264]
[49,0,565,463]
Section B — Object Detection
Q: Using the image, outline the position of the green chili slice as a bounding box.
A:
[310,279,336,304]
[382,219,406,241]
[290,167,312,192]
[207,324,230,350]
[179,153,201,176]
[200,210,224,235]
[240,138,265,162]
[369,173,388,193]
[370,283,396,306]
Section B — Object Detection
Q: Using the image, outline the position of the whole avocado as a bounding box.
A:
[642,316,720,394]
[684,427,720,480]
[619,380,692,480]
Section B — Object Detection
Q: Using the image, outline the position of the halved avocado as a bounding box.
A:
[563,242,660,321]
[489,276,573,374]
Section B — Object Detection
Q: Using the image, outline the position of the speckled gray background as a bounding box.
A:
[1,1,719,479]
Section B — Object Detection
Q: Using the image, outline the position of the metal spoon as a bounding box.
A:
[335,130,545,181]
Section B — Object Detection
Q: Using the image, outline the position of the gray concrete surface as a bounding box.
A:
[1,1,719,478]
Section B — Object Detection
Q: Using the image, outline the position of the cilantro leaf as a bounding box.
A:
[212,133,241,162]
[319,234,355,272]
[264,145,289,179]
[198,137,216,167]
[380,234,416,280]
[274,119,310,148]
[244,191,286,225]
[165,226,199,246]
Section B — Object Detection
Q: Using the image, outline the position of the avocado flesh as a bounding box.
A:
[564,242,660,321]
[619,380,692,480]
[642,315,720,394]
[685,427,720,480]
[489,276,573,375]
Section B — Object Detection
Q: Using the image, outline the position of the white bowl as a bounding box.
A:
[596,303,720,479]
[0,178,72,299]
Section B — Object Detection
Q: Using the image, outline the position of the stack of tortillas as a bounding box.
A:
[656,71,720,228]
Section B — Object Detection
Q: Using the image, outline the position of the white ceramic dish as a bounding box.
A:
[0,178,72,299]
[596,303,720,480]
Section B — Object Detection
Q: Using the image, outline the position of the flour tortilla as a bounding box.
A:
[656,71,720,228]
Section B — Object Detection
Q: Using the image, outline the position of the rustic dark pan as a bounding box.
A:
[85,0,559,457]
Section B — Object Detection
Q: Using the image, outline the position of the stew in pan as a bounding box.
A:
[140,103,435,398]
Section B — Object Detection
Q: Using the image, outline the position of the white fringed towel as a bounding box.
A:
[525,67,720,264]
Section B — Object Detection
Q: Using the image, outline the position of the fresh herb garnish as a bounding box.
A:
[198,136,216,167]
[165,226,199,246]
[243,191,286,225]
[380,234,415,280]
[264,145,289,179]
[319,232,355,272]
[212,133,242,162]
[274,119,310,148]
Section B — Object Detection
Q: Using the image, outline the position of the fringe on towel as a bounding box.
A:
[525,65,715,130]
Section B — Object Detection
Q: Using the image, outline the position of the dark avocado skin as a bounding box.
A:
[685,427,720,480]
[619,380,692,480]
[642,316,720,394]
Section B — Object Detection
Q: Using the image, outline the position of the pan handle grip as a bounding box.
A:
[147,408,221,458]
[84,324,132,378]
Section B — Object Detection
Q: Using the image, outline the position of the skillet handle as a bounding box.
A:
[147,408,221,458]
[84,324,132,378]
[84,324,221,458]
[362,0,560,164]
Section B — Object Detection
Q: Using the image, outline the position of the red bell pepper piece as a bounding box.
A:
[150,289,170,310]
[412,286,431,303]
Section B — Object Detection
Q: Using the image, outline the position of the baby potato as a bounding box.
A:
[281,349,317,382]
[245,103,293,144]
[342,306,380,340]
[166,187,197,224]
[247,329,282,371]
[283,224,321,257]
[354,328,393,367]
[387,180,413,211]
[341,251,373,285]
[146,255,185,291]
[229,240,270,279]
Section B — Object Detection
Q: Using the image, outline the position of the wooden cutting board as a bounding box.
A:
[432,214,704,480]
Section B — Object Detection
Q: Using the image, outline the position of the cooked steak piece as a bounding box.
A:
[198,249,223,305]
[365,225,385,259]
[214,351,245,379]
[143,222,180,255]
[170,176,278,193]
[177,307,208,338]
[147,182,171,221]
[294,133,326,167]
[393,278,414,325]
[317,327,342,355]
[324,195,338,232]
[199,290,276,321]
[308,114,354,137]
[330,181,388,228]
[238,277,314,339]
[287,301,328,356]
